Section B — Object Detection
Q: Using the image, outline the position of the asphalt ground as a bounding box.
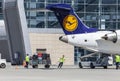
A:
[0,63,120,81]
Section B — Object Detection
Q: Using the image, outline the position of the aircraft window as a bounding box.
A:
[84,39,87,42]
[72,36,75,39]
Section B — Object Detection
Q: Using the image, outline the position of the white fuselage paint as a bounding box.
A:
[67,30,120,54]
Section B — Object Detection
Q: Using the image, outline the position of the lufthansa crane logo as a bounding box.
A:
[63,15,78,32]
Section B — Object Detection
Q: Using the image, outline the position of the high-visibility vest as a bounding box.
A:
[115,55,120,62]
[59,57,65,62]
[25,56,29,62]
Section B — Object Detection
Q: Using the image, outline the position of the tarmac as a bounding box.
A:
[0,63,120,81]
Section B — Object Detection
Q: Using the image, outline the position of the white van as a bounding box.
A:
[79,56,113,69]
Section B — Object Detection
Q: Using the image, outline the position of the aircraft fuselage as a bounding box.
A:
[60,30,120,54]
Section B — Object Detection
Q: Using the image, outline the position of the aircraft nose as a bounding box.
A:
[59,36,68,43]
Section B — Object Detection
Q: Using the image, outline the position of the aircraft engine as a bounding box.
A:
[101,31,117,43]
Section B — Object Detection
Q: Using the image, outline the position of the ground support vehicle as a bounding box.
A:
[79,55,113,69]
[31,55,39,68]
[0,59,6,68]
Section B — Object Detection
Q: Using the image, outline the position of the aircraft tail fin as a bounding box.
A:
[46,4,98,35]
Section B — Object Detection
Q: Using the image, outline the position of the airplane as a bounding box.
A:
[46,4,120,55]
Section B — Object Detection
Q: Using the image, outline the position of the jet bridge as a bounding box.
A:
[3,0,31,64]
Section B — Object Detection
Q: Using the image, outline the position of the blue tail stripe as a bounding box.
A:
[46,4,98,35]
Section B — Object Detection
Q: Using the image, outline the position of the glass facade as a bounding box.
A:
[24,0,120,30]
[0,0,3,19]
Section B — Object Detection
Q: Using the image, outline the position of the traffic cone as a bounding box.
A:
[15,65,18,70]
[23,61,26,67]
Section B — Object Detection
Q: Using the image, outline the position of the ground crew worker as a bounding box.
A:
[58,55,65,68]
[25,54,30,68]
[115,54,120,69]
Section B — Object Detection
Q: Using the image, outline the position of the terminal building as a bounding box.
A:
[0,0,120,65]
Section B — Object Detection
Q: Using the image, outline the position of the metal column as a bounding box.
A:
[3,0,31,65]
